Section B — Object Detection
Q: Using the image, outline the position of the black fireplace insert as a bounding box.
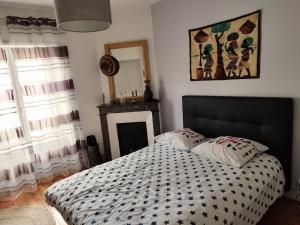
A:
[117,122,148,156]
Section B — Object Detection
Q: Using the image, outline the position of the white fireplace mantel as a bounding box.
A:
[107,111,154,159]
[98,100,160,161]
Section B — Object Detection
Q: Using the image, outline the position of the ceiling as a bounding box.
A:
[0,0,163,10]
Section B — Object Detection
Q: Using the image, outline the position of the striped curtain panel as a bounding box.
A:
[2,16,64,45]
[0,49,36,200]
[0,49,22,145]
[12,46,88,181]
[0,17,88,200]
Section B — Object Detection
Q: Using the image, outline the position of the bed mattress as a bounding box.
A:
[45,143,285,225]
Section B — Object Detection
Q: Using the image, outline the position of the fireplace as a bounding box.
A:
[98,100,160,161]
[117,122,148,156]
[106,111,154,159]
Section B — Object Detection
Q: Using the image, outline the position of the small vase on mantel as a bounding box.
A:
[144,80,153,102]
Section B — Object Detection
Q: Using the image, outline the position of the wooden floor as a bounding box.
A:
[258,196,300,225]
[0,179,299,225]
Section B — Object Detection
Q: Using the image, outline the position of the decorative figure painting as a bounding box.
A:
[189,10,261,81]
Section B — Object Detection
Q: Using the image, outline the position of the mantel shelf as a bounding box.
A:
[97,99,160,115]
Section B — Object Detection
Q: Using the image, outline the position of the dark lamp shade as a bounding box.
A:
[53,0,112,32]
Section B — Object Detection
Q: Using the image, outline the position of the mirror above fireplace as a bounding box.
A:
[104,40,151,102]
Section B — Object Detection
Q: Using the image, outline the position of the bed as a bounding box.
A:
[45,96,293,225]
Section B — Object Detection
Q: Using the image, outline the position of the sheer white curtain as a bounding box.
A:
[13,46,88,181]
[0,17,88,200]
[0,49,36,199]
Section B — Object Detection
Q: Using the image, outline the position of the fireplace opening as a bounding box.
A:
[117,122,148,156]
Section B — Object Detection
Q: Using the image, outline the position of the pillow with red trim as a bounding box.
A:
[154,128,206,150]
[191,136,268,167]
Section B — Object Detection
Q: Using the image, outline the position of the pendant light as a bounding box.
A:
[53,0,112,32]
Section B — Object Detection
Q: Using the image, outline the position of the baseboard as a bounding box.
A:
[284,184,300,201]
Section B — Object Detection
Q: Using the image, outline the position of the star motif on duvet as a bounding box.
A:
[45,143,285,225]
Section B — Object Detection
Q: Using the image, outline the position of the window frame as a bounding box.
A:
[1,47,33,150]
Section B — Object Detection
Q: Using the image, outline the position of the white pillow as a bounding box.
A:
[191,136,265,167]
[250,139,269,152]
[154,128,206,150]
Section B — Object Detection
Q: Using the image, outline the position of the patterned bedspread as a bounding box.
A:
[45,143,285,225]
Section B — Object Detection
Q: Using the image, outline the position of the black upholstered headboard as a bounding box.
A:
[183,96,293,190]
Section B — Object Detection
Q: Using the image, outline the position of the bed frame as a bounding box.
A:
[182,96,293,191]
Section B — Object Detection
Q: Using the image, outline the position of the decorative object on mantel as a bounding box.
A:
[53,0,112,32]
[144,80,153,102]
[189,10,261,81]
[99,55,120,76]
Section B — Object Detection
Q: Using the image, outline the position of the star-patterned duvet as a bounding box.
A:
[45,143,285,225]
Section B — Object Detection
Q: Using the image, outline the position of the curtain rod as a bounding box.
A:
[0,44,61,47]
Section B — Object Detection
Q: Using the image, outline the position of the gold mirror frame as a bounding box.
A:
[104,40,151,102]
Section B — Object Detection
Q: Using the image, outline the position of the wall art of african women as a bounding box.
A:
[189,10,261,81]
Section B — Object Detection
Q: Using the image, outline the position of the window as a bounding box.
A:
[1,46,79,150]
[0,46,85,198]
[0,16,86,200]
[0,48,25,150]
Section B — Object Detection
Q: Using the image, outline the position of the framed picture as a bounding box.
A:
[189,10,261,81]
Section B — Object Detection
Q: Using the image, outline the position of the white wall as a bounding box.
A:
[65,32,102,145]
[53,5,159,152]
[66,6,159,151]
[152,0,300,194]
[69,5,159,152]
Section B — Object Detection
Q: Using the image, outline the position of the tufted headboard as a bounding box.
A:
[182,95,293,191]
